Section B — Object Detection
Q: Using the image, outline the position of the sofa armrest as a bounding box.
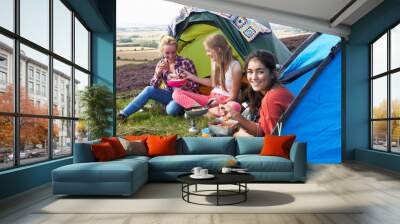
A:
[73,140,100,163]
[289,142,307,181]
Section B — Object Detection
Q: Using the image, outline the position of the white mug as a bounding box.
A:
[221,167,232,174]
[191,167,202,176]
[200,169,208,176]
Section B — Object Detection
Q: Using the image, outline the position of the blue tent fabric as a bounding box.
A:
[280,34,341,77]
[278,33,342,164]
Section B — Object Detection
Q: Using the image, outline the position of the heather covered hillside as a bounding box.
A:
[116,34,311,93]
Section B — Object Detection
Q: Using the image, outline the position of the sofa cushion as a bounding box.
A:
[149,154,235,172]
[52,159,147,183]
[236,155,293,172]
[235,137,264,155]
[177,137,235,155]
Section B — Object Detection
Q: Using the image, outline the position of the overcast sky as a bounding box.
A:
[117,0,183,27]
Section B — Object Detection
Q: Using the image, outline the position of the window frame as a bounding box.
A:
[370,20,400,154]
[0,0,92,171]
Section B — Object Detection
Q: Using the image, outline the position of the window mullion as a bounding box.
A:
[71,10,76,154]
[14,0,20,167]
[48,0,54,160]
[388,30,391,152]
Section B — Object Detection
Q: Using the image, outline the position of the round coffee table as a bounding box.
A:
[177,173,255,206]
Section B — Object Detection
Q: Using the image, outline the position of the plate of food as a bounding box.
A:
[185,106,209,117]
[167,79,187,87]
[208,119,239,136]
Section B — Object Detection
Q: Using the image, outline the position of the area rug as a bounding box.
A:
[37,183,361,214]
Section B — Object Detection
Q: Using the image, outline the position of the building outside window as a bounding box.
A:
[0,71,6,85]
[0,54,7,88]
[42,85,46,97]
[371,23,400,154]
[28,81,34,94]
[28,66,34,80]
[35,83,40,95]
[35,70,40,81]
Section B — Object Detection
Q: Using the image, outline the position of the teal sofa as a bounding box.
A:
[52,137,307,196]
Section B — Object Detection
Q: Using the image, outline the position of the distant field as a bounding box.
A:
[117,46,156,51]
[117,49,161,61]
[116,60,149,67]
[117,31,166,39]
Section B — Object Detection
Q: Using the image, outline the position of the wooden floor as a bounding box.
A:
[1,162,400,224]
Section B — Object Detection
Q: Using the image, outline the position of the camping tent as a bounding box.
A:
[277,33,342,163]
[168,8,291,78]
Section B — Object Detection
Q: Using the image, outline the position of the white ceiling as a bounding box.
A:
[167,0,384,38]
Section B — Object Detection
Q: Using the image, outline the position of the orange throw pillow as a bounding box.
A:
[260,135,296,159]
[91,142,117,161]
[124,135,148,142]
[146,135,177,157]
[101,137,126,158]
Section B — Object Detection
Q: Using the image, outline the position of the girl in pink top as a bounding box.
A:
[172,34,242,116]
[223,50,294,136]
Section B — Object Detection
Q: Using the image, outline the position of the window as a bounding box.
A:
[20,0,49,49]
[75,18,89,70]
[74,69,89,118]
[0,54,7,67]
[0,116,13,170]
[36,83,40,95]
[0,54,7,88]
[0,71,6,85]
[53,59,72,117]
[371,22,400,154]
[0,35,13,113]
[0,0,91,170]
[41,73,46,83]
[28,67,34,80]
[35,70,41,81]
[0,0,14,32]
[53,119,72,158]
[53,0,72,60]
[28,81,34,94]
[42,85,46,97]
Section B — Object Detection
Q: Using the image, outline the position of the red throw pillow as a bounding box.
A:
[260,135,296,159]
[146,135,177,157]
[101,137,126,158]
[91,142,117,161]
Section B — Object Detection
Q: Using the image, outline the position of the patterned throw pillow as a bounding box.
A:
[101,137,127,158]
[119,137,147,156]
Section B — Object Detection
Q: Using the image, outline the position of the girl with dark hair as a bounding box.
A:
[223,50,294,136]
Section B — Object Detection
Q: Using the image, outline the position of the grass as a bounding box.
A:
[116,92,212,137]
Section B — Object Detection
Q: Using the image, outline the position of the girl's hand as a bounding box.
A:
[155,59,168,77]
[221,104,240,120]
[180,69,196,80]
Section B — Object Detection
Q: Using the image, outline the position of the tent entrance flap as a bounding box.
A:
[177,23,243,78]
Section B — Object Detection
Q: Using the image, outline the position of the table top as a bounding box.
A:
[177,172,255,185]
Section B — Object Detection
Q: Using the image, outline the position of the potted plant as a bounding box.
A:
[79,84,113,140]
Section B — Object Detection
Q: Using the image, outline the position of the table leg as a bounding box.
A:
[245,183,247,201]
[217,184,219,206]
[195,184,197,192]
